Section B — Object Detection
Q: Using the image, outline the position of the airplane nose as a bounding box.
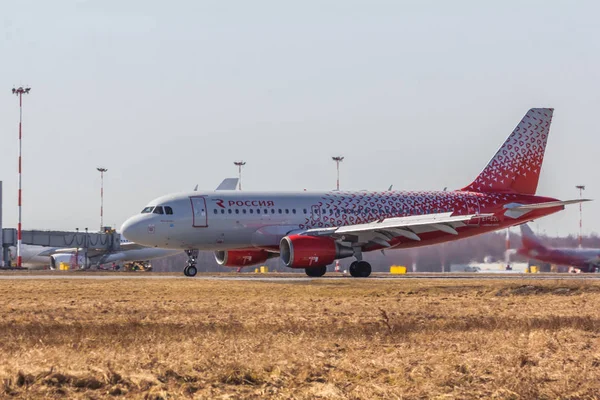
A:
[121,217,145,244]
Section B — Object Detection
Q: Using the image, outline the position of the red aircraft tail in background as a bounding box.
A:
[518,224,600,273]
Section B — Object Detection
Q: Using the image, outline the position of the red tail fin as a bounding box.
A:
[462,108,553,195]
[519,224,546,251]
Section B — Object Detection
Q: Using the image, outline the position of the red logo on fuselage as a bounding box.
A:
[215,199,225,209]
[228,200,275,207]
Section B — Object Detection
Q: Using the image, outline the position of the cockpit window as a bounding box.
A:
[165,206,173,215]
[153,206,164,214]
[141,206,154,214]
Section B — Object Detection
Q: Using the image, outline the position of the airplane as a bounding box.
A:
[517,224,600,273]
[121,108,589,278]
[6,235,181,270]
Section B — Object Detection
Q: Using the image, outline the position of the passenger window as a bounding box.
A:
[292,209,296,214]
[141,206,154,214]
[235,209,239,214]
[264,209,268,214]
[228,209,232,214]
[249,209,254,214]
[213,209,218,214]
[278,209,282,214]
[285,209,289,214]
[165,206,173,215]
[221,209,225,214]
[153,206,164,214]
[271,209,275,214]
[303,209,307,214]
[243,209,247,214]
[256,209,260,214]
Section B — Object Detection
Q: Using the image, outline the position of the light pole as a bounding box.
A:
[12,87,31,268]
[97,168,107,231]
[234,161,245,191]
[576,185,585,248]
[505,228,510,270]
[332,156,344,191]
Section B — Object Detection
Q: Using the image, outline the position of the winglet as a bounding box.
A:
[215,178,239,191]
[463,108,554,195]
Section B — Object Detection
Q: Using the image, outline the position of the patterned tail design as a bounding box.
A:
[463,108,553,195]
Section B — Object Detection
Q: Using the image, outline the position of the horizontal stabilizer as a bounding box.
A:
[505,199,591,211]
[215,178,239,191]
[503,199,591,219]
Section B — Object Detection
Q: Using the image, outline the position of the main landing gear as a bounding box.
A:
[305,265,327,277]
[183,250,199,277]
[349,261,372,278]
[303,261,373,278]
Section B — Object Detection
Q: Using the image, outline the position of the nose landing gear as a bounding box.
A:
[183,250,199,277]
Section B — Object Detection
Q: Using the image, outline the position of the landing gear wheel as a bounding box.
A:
[350,261,371,278]
[186,265,197,277]
[184,249,199,277]
[349,261,358,275]
[305,266,327,277]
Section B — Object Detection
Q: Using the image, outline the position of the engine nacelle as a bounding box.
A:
[280,235,354,268]
[214,249,272,267]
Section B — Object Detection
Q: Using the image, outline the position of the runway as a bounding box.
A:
[0,273,599,281]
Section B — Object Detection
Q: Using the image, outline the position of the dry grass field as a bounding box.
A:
[1,276,600,399]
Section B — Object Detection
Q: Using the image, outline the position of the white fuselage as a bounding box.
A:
[120,189,539,252]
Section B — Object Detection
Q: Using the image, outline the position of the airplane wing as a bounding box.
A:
[301,212,490,247]
[215,178,239,191]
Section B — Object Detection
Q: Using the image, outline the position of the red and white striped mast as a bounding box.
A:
[12,87,30,268]
[505,228,510,269]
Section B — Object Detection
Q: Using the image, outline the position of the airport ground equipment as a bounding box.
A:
[1,228,120,268]
[390,266,407,274]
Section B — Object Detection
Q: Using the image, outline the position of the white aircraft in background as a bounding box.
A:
[122,109,587,278]
[7,234,181,270]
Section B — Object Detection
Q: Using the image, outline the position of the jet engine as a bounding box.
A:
[214,249,273,267]
[279,235,354,268]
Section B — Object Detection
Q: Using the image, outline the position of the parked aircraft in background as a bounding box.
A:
[517,224,600,273]
[8,235,181,270]
[122,108,589,278]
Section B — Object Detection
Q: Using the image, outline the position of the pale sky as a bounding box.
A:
[0,1,598,236]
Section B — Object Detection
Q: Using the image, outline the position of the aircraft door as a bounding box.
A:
[311,205,322,227]
[190,196,208,227]
[465,195,480,227]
